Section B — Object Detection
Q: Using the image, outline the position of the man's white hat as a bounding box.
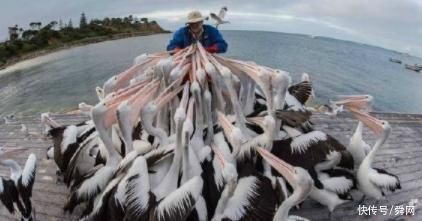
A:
[186,10,206,24]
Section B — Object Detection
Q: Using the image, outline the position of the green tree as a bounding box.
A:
[80,12,87,28]
[50,21,58,30]
[29,22,42,30]
[59,19,64,29]
[141,17,148,24]
[103,17,110,26]
[22,30,38,40]
[68,19,73,28]
[8,25,19,41]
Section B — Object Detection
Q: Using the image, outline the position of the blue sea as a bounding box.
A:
[1,31,422,116]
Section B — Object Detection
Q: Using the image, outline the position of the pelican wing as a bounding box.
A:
[65,132,98,187]
[221,175,277,220]
[125,157,152,220]
[275,110,311,127]
[0,178,19,214]
[152,176,203,221]
[64,165,114,213]
[320,176,353,194]
[219,7,227,19]
[18,154,37,199]
[288,81,312,105]
[369,168,401,191]
[81,175,123,221]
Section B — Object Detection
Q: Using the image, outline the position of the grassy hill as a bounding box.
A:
[0,14,170,69]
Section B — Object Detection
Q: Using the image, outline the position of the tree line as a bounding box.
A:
[1,13,168,67]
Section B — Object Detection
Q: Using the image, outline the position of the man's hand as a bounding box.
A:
[169,47,182,55]
[206,44,218,53]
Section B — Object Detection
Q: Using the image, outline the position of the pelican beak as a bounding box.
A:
[0,147,29,159]
[348,107,384,135]
[211,144,226,169]
[103,80,160,128]
[257,147,296,187]
[126,81,161,126]
[114,56,163,91]
[155,84,184,110]
[331,95,373,111]
[105,78,155,107]
[154,70,184,108]
[216,111,234,135]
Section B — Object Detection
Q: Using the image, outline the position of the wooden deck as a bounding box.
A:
[0,112,421,221]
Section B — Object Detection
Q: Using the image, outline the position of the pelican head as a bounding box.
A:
[212,144,238,190]
[216,111,243,156]
[348,107,390,136]
[95,87,105,101]
[257,147,313,220]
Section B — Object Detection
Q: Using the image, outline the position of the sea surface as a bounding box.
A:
[1,31,422,116]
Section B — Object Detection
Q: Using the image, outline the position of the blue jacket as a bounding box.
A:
[166,25,228,53]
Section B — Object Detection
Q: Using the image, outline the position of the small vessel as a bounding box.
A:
[405,64,422,72]
[389,58,402,64]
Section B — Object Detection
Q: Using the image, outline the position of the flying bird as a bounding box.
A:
[210,6,229,28]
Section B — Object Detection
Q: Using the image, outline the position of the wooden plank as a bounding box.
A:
[0,113,421,220]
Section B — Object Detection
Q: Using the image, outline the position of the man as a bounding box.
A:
[166,10,228,53]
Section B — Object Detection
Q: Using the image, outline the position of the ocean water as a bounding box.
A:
[1,31,422,116]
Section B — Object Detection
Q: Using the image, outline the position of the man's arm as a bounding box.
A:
[208,27,228,53]
[166,29,184,51]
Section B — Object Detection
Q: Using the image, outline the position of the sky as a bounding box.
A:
[1,0,421,57]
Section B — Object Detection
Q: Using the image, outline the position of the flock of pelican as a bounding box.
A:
[1,42,401,221]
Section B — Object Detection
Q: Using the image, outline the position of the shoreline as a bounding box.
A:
[0,30,171,70]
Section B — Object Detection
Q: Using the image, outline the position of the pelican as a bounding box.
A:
[333,95,374,168]
[216,112,278,220]
[64,80,159,213]
[210,7,229,28]
[349,108,401,202]
[271,111,354,188]
[257,147,313,221]
[0,147,37,221]
[123,87,204,221]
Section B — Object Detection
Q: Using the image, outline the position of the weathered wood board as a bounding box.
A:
[0,112,421,221]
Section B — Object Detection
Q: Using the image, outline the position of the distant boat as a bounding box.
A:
[389,58,402,64]
[404,64,421,72]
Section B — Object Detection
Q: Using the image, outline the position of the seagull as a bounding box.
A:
[210,6,229,28]
[3,114,15,124]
